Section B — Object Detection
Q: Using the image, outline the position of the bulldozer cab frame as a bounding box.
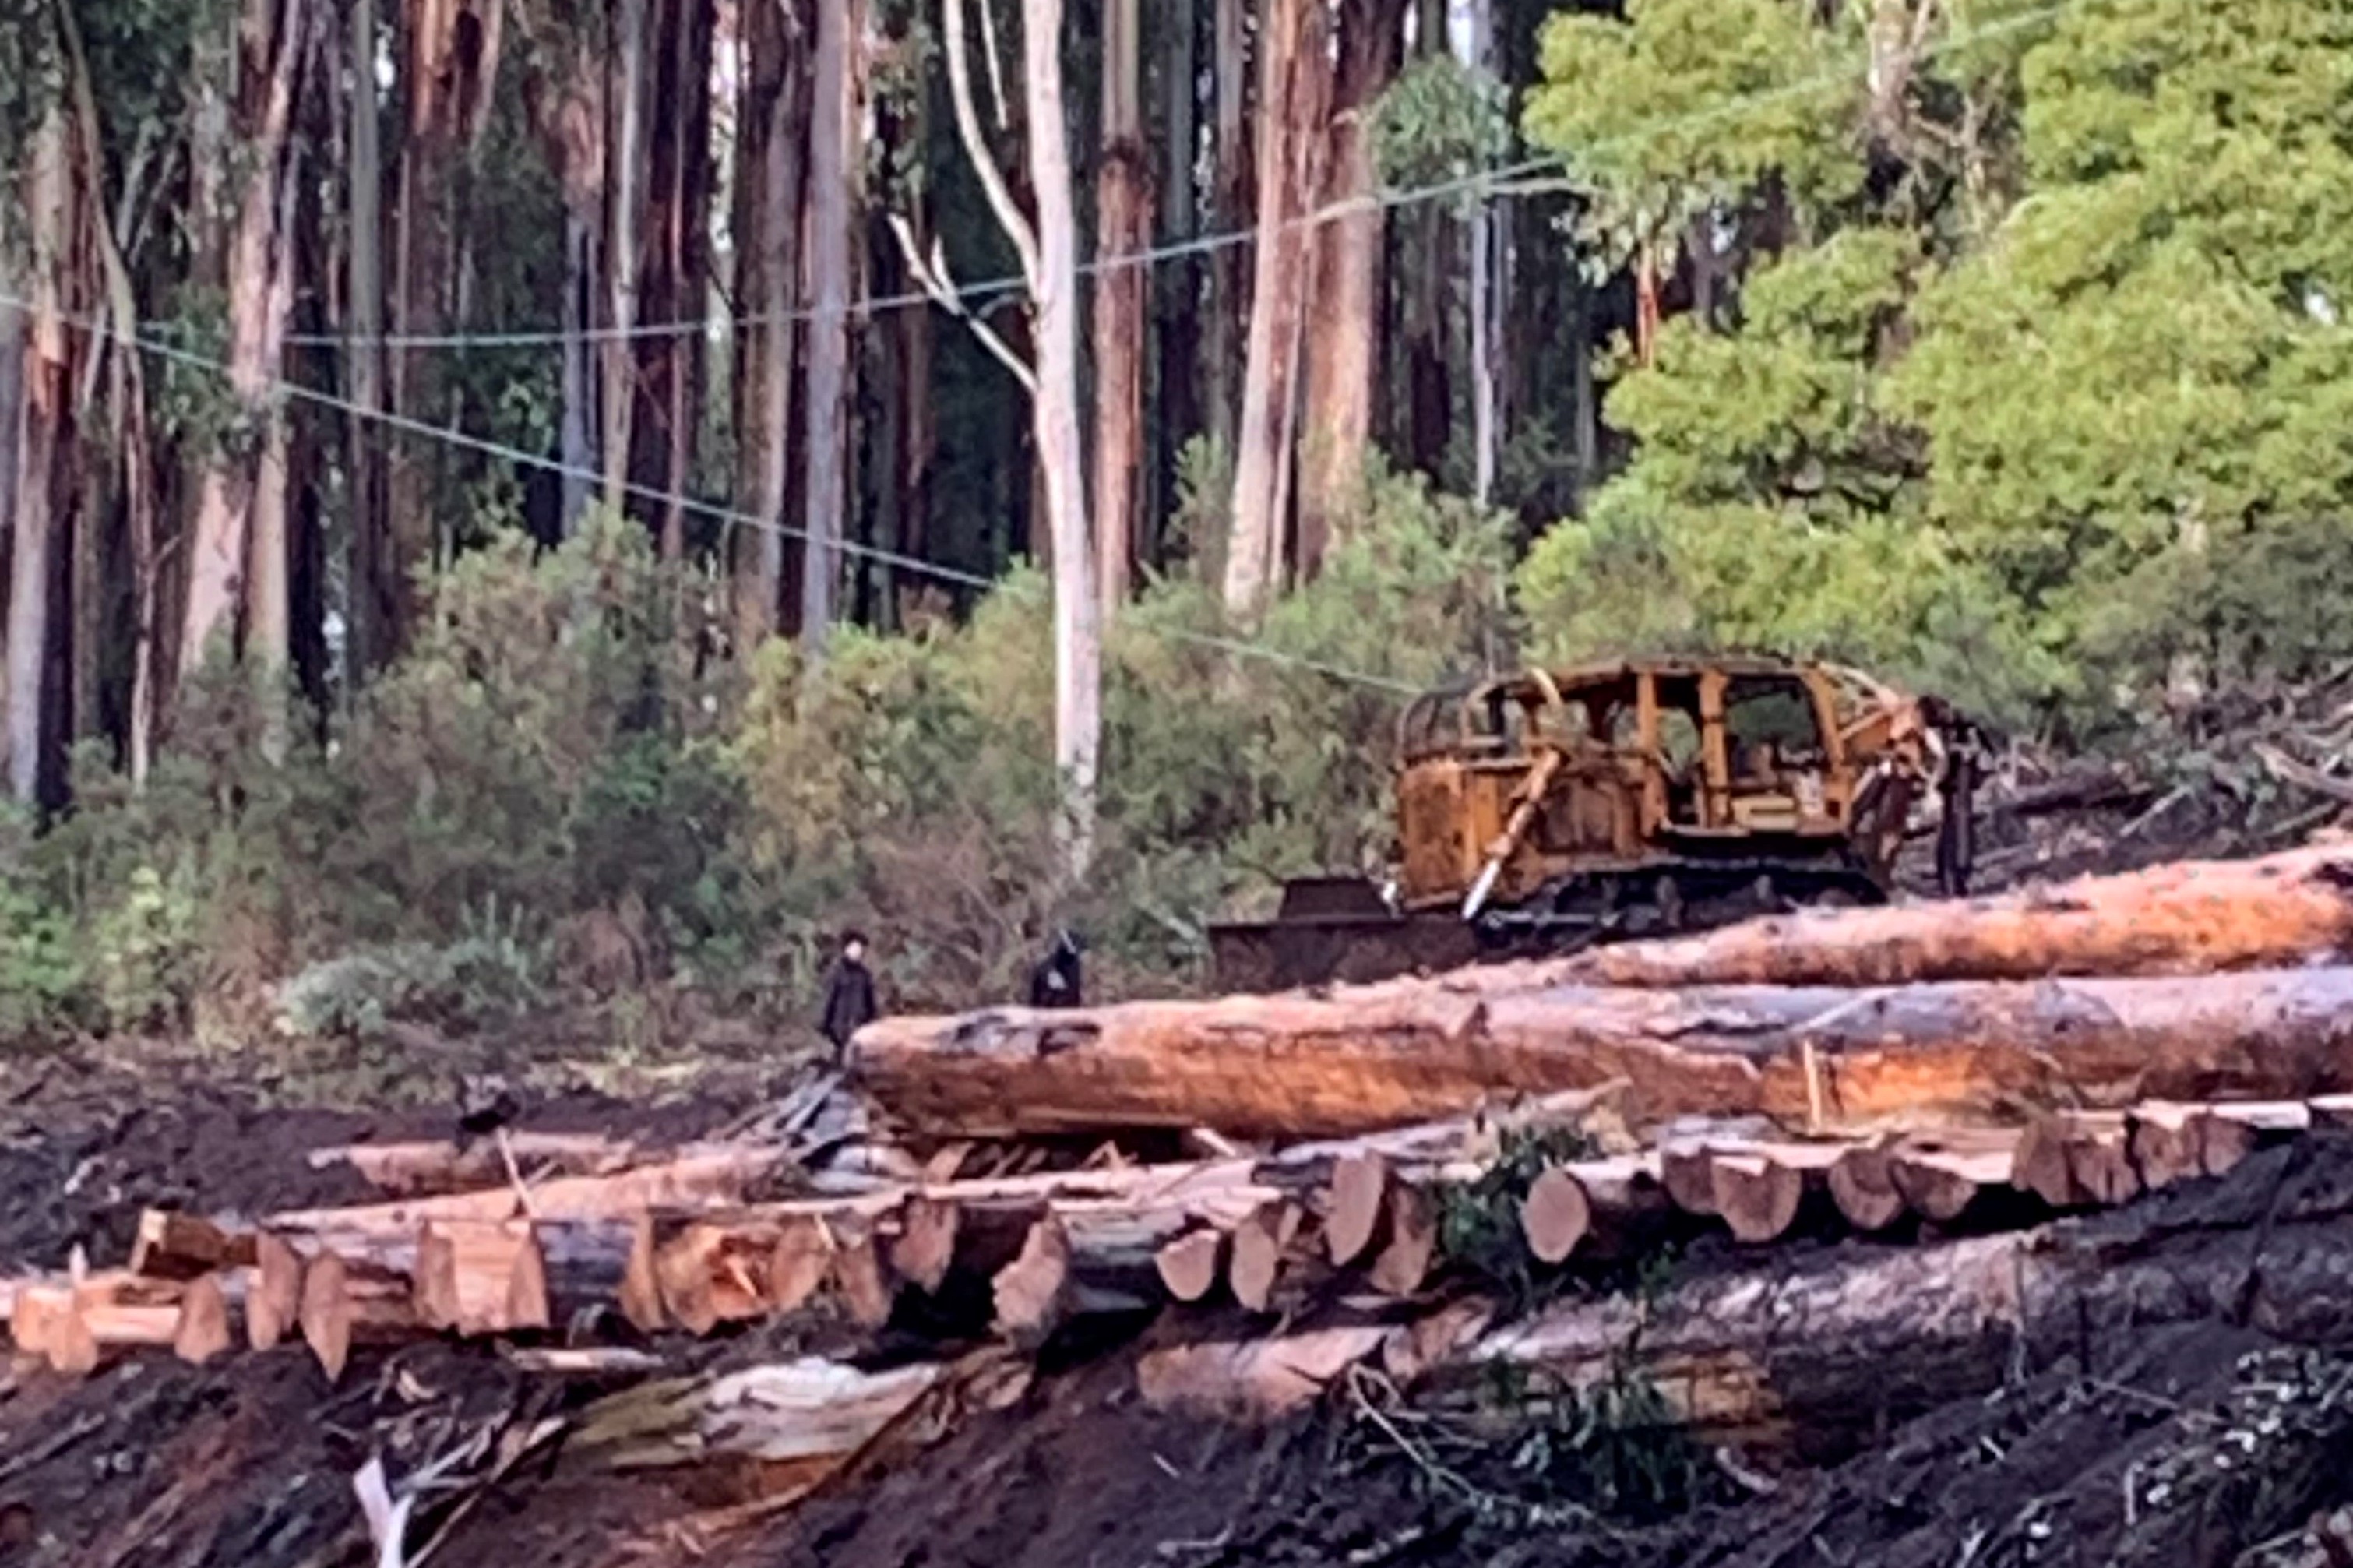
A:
[1392,657,1929,914]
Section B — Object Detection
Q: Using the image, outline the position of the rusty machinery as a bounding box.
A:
[1208,656,1982,992]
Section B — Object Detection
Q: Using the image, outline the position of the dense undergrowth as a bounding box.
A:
[0,470,1516,1048]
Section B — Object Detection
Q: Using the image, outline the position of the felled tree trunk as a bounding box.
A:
[854,967,2353,1140]
[1513,846,2353,991]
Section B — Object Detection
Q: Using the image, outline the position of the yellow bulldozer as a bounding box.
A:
[1208,655,1982,992]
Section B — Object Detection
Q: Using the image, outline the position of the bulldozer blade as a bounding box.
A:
[1206,909,1479,995]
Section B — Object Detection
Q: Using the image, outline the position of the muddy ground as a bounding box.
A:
[1,1100,2350,1567]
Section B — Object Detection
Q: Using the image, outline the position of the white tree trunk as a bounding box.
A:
[601,0,646,517]
[800,0,854,652]
[182,0,305,677]
[1021,0,1099,872]
[1463,0,1497,506]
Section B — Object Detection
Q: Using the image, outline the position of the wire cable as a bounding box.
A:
[282,0,2080,351]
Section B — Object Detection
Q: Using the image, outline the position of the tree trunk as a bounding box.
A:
[249,417,291,759]
[1223,0,1331,618]
[1298,0,1404,575]
[1401,0,1450,480]
[5,111,71,805]
[346,0,387,682]
[636,0,713,562]
[1021,0,1100,872]
[183,0,307,678]
[853,967,2353,1142]
[602,0,648,518]
[0,261,25,799]
[732,0,807,640]
[800,0,853,653]
[560,210,595,534]
[1206,0,1248,462]
[1151,0,1199,565]
[1463,0,1497,506]
[1090,0,1147,622]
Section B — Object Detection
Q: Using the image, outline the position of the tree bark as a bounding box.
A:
[732,0,807,637]
[799,0,854,652]
[1298,0,1404,575]
[1223,0,1332,617]
[346,0,388,679]
[1020,0,1100,872]
[0,259,23,799]
[1205,0,1248,462]
[854,967,2353,1141]
[1462,0,1497,505]
[1090,0,1147,621]
[5,111,71,805]
[601,0,648,519]
[1525,844,2353,991]
[248,415,291,759]
[1152,0,1200,560]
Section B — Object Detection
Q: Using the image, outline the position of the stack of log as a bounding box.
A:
[6,844,2352,1490]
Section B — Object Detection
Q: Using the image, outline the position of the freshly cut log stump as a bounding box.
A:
[2129,1103,2205,1190]
[1828,1140,1907,1232]
[249,1234,303,1351]
[1520,1168,1591,1265]
[1890,1135,2019,1224]
[1708,1143,1843,1245]
[2195,1101,2312,1178]
[173,1274,233,1365]
[1368,1186,1438,1298]
[1155,1229,1225,1303]
[1324,1153,1390,1266]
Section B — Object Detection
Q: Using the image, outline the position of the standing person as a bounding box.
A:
[820,931,879,1065]
[1027,928,1085,1010]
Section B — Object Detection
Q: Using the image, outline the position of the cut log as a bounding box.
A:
[889,1196,960,1295]
[1889,1134,2017,1224]
[2129,1102,2205,1190]
[830,1223,896,1331]
[1156,1229,1226,1302]
[618,1215,664,1333]
[1324,1151,1390,1266]
[2309,1093,2353,1129]
[568,1355,948,1478]
[992,1217,1071,1346]
[1827,1139,1907,1231]
[249,1233,303,1351]
[2010,1115,2084,1208]
[1452,1136,2353,1455]
[1708,1143,1844,1245]
[1368,1185,1437,1298]
[1537,845,2353,990]
[405,1221,553,1334]
[267,1147,789,1232]
[1228,1201,1301,1314]
[131,1211,256,1280]
[2061,1114,2140,1207]
[173,1274,232,1365]
[299,1252,353,1383]
[855,967,2353,1141]
[769,1216,835,1314]
[2195,1101,2313,1178]
[1137,1326,1393,1421]
[1520,1167,1590,1265]
[309,1133,639,1196]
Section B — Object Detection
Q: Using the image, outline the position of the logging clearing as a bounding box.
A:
[9,844,2353,1567]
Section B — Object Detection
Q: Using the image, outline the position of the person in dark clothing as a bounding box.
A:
[820,932,879,1064]
[1028,928,1085,1010]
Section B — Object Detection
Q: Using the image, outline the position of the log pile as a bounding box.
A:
[7,844,2353,1520]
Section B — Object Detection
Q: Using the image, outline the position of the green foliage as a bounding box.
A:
[1522,0,2353,732]
[275,901,548,1041]
[1526,0,1855,277]
[1437,1125,1602,1305]
[1372,55,1514,192]
[1469,1358,1720,1524]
